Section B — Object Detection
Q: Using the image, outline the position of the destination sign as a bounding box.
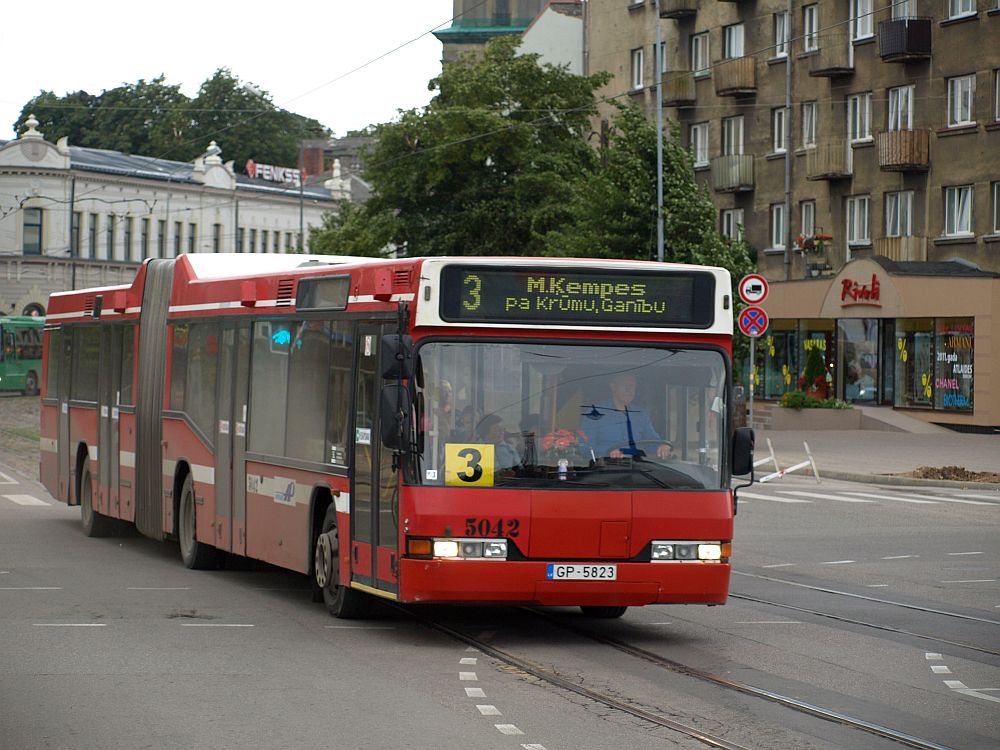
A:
[439,266,715,327]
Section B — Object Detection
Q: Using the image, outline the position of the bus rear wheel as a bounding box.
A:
[178,473,220,570]
[580,606,628,619]
[315,505,369,619]
[79,466,112,537]
[23,370,39,396]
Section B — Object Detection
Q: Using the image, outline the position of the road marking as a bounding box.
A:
[820,560,856,565]
[324,625,395,630]
[926,653,942,660]
[495,725,524,736]
[882,555,919,560]
[0,587,62,590]
[459,672,478,681]
[931,665,952,674]
[465,687,486,698]
[881,492,993,506]
[181,623,254,627]
[127,587,191,590]
[843,491,937,505]
[941,579,996,584]
[460,657,478,665]
[734,620,801,624]
[736,491,810,503]
[957,493,1000,500]
[34,623,106,627]
[866,584,889,588]
[650,622,673,625]
[762,563,796,568]
[521,746,548,750]
[0,471,17,484]
[477,705,502,716]
[3,494,50,506]
[778,490,874,503]
[946,551,983,556]
[943,680,1000,703]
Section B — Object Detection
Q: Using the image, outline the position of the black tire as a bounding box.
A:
[580,605,628,619]
[178,473,220,570]
[79,465,112,538]
[23,370,39,397]
[314,505,369,618]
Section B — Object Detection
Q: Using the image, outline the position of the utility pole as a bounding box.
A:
[654,0,664,263]
[783,0,793,281]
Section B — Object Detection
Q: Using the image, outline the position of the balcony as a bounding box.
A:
[806,141,851,180]
[809,34,853,77]
[878,17,931,62]
[714,57,756,96]
[659,0,697,18]
[710,154,754,192]
[662,70,696,105]
[877,129,930,172]
[873,236,927,262]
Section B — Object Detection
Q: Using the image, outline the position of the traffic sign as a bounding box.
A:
[738,305,769,337]
[738,274,769,305]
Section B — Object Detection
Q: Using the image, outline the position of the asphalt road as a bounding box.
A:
[1,395,998,749]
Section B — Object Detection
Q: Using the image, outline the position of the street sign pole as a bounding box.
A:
[749,337,754,429]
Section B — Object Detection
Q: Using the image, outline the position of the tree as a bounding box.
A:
[310,36,611,258]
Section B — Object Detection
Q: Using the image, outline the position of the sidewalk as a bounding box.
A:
[754,428,1000,491]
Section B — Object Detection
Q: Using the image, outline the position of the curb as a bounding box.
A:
[817,469,1000,494]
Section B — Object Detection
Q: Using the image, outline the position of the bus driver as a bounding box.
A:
[581,371,672,459]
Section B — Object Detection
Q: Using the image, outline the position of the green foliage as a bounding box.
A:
[780,391,852,410]
[802,346,826,390]
[15,69,328,166]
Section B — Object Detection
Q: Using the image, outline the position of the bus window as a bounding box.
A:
[120,325,136,406]
[327,321,353,465]
[249,321,291,456]
[184,324,219,440]
[70,327,100,402]
[285,321,332,463]
[46,329,62,399]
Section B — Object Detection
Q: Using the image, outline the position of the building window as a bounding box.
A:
[124,217,133,261]
[238,226,245,253]
[157,219,166,258]
[846,195,871,246]
[885,191,913,237]
[173,221,182,257]
[22,207,42,255]
[993,182,1000,234]
[723,24,744,59]
[772,108,787,153]
[944,185,974,236]
[721,208,744,240]
[630,47,644,90]
[691,32,710,76]
[71,212,81,257]
[187,224,196,254]
[773,12,790,57]
[800,201,816,239]
[802,101,817,147]
[934,318,974,412]
[89,214,98,259]
[947,0,975,20]
[141,218,150,259]
[106,215,115,260]
[213,223,222,253]
[249,228,257,253]
[851,0,873,40]
[995,70,999,121]
[722,115,744,155]
[273,231,280,253]
[285,232,293,253]
[770,203,786,249]
[803,5,818,51]
[848,92,872,142]
[689,122,709,167]
[947,75,976,127]
[262,229,270,254]
[893,0,915,18]
[656,41,666,74]
[888,85,914,131]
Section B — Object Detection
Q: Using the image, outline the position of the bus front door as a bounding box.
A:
[351,325,399,599]
[214,323,250,555]
[97,327,123,518]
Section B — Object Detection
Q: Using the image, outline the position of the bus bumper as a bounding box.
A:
[398,559,730,606]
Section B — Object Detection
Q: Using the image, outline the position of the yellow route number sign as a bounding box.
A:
[445,443,495,487]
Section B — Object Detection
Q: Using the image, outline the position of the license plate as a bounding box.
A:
[546,564,617,581]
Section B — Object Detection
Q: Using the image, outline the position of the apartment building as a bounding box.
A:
[434,0,547,63]
[589,1,1000,429]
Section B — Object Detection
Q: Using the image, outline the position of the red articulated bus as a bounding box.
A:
[40,254,754,618]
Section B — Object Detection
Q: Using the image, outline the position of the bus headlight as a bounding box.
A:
[433,540,460,558]
[650,541,729,562]
[410,538,509,560]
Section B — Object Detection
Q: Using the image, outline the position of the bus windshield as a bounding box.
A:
[414,341,728,490]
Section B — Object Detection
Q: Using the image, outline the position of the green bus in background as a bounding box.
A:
[0,316,44,395]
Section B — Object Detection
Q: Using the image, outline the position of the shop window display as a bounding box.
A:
[934,318,973,411]
[894,319,933,408]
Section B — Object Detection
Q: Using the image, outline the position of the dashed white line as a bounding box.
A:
[947,551,984,556]
[941,579,997,584]
[459,672,478,681]
[843,491,937,505]
[465,687,486,698]
[926,653,942,660]
[0,471,17,484]
[736,491,809,503]
[762,563,796,568]
[34,623,106,627]
[324,625,396,629]
[931,666,952,674]
[881,492,992,506]
[735,620,801,624]
[882,555,919,560]
[866,584,889,588]
[477,705,502,716]
[3,494,50,506]
[820,560,856,565]
[0,587,62,590]
[181,623,254,627]
[522,746,548,750]
[778,490,874,503]
[127,587,191,590]
[495,725,524,736]
[460,657,478,665]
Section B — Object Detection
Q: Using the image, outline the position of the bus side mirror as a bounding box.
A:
[380,384,412,451]
[381,334,413,380]
[731,427,755,476]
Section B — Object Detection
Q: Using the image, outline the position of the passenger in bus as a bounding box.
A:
[453,404,481,442]
[476,414,521,471]
[581,371,672,459]
[518,413,542,465]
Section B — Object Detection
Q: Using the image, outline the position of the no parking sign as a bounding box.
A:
[738,306,768,338]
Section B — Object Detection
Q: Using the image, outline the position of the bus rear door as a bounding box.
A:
[97,327,123,517]
[350,325,399,599]
[213,323,251,555]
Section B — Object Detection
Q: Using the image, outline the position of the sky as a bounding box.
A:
[1,0,454,143]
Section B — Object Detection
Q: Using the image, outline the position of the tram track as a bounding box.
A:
[397,602,955,750]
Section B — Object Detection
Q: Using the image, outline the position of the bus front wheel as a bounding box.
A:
[314,505,369,619]
[80,466,112,537]
[178,473,220,570]
[580,606,628,619]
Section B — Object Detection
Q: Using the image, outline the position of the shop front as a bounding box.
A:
[757,257,999,430]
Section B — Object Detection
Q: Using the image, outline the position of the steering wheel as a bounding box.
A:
[610,439,674,461]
